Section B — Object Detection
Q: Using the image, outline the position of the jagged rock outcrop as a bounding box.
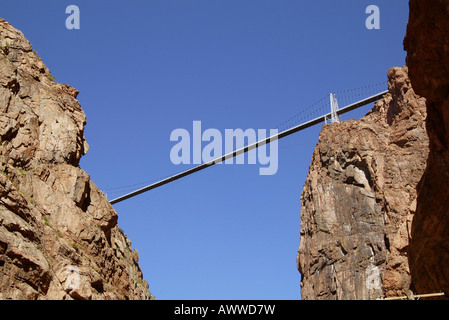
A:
[0,19,154,300]
[297,66,428,299]
[404,0,449,296]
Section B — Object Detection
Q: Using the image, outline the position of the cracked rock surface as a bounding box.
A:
[297,66,429,299]
[0,19,154,300]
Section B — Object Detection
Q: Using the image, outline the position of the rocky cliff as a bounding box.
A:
[0,19,154,300]
[297,66,429,299]
[404,0,449,296]
[298,0,449,299]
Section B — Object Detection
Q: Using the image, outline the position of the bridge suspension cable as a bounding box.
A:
[109,90,388,205]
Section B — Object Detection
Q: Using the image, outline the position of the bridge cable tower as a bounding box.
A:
[325,93,341,124]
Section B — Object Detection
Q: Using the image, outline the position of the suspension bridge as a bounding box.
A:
[108,85,389,205]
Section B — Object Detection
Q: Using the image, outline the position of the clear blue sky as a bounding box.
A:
[1,1,409,299]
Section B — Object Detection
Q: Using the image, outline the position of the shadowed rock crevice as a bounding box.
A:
[404,0,449,297]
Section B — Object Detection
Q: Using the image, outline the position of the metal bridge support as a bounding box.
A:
[330,93,341,123]
[325,93,341,124]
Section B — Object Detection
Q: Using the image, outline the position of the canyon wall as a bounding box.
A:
[404,0,449,296]
[297,66,428,299]
[0,19,154,300]
[299,0,449,299]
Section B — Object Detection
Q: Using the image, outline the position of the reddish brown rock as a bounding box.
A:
[297,66,428,299]
[0,19,154,300]
[404,0,449,297]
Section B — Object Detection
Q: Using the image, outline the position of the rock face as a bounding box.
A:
[297,66,429,299]
[0,19,154,300]
[404,0,449,296]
